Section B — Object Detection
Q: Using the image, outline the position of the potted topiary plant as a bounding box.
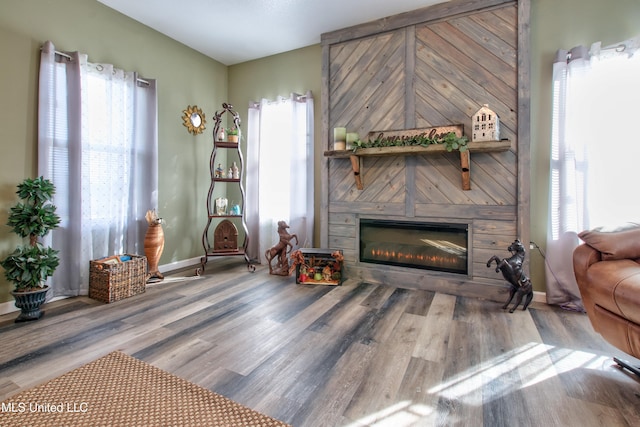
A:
[0,176,60,322]
[226,127,239,143]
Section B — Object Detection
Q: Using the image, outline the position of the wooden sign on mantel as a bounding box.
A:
[362,125,469,190]
[365,124,463,145]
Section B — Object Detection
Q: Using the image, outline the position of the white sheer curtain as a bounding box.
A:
[546,36,640,309]
[246,92,314,262]
[38,41,158,297]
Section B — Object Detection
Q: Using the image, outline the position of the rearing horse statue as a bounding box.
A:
[486,239,534,312]
[265,221,298,276]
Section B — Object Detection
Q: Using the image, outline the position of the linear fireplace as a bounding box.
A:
[359,219,468,275]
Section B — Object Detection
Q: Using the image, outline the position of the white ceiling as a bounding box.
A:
[97,0,448,65]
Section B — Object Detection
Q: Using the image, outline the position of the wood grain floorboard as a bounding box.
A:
[0,257,639,426]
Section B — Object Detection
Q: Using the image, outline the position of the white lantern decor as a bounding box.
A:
[471,104,500,142]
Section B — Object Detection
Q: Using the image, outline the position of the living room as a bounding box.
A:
[1,0,640,425]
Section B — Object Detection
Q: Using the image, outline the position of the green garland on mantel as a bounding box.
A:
[352,131,469,153]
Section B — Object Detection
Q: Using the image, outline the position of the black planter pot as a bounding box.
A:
[11,286,49,322]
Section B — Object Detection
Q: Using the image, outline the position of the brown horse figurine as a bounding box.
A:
[265,221,298,275]
[486,239,534,312]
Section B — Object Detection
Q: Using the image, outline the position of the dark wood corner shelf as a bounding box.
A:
[215,141,240,148]
[323,140,511,191]
[205,248,246,257]
[213,178,241,183]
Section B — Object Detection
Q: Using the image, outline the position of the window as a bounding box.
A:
[38,42,158,296]
[549,41,640,239]
[545,37,640,309]
[246,93,314,262]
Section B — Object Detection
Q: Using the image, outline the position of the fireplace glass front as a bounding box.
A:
[359,219,468,274]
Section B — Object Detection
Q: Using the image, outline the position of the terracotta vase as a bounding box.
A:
[144,223,165,282]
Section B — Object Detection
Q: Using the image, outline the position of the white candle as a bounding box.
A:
[346,132,358,149]
[333,127,346,143]
[334,127,347,150]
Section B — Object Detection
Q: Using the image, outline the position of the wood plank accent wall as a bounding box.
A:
[320,0,530,301]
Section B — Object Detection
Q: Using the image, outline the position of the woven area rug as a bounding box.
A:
[0,351,290,427]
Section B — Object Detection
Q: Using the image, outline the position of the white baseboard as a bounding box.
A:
[0,257,203,316]
[1,263,549,316]
[0,300,18,316]
[0,295,67,316]
[158,256,201,274]
[533,291,546,303]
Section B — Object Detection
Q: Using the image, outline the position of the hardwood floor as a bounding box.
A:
[1,258,639,426]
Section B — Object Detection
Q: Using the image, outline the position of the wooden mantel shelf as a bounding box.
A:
[323,140,511,158]
[324,140,511,190]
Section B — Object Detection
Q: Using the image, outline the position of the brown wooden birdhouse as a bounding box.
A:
[213,219,238,252]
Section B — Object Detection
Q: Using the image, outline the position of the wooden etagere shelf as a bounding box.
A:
[324,139,511,190]
[198,103,254,275]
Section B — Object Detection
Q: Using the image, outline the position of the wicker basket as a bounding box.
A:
[89,255,147,303]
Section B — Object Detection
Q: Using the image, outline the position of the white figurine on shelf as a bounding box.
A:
[227,167,233,179]
[215,163,224,178]
[217,127,225,141]
[232,162,239,179]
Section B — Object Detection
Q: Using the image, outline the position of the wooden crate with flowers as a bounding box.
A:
[290,248,344,285]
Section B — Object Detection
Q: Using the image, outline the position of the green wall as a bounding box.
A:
[0,0,227,303]
[1,0,640,303]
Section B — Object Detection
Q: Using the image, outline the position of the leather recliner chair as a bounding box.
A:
[573,225,640,376]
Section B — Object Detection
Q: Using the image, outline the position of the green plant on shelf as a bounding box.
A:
[351,131,468,153]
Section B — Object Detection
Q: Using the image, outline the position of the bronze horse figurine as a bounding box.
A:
[486,239,534,313]
[265,221,298,275]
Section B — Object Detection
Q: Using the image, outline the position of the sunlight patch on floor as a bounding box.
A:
[346,342,615,426]
[344,400,434,427]
[428,341,550,404]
